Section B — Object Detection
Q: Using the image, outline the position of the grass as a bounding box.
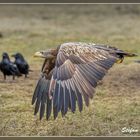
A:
[0,4,140,136]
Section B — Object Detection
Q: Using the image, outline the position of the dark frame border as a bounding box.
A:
[0,136,140,140]
[0,0,140,3]
[0,2,139,140]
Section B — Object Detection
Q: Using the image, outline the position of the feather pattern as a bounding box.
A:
[32,42,134,120]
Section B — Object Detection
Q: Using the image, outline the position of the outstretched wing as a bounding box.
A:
[32,42,124,120]
[49,42,119,119]
[32,60,53,120]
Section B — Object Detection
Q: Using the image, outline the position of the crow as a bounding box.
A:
[0,52,21,80]
[11,53,30,78]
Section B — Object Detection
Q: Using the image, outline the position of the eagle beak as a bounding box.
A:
[34,51,55,59]
[34,52,45,58]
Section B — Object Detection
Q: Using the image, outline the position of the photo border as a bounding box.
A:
[0,1,139,140]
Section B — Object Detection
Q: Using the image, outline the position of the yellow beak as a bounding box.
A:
[34,52,44,58]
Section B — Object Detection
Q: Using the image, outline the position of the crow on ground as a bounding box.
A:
[12,53,30,78]
[0,52,21,80]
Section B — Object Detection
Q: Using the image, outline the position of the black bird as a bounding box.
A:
[0,52,21,80]
[11,53,30,78]
[32,42,137,120]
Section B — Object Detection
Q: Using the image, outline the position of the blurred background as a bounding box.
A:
[0,4,140,136]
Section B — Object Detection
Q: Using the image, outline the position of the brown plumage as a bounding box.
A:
[32,42,136,120]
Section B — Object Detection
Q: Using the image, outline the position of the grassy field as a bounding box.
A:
[0,4,140,136]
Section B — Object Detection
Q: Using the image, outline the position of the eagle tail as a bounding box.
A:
[115,51,137,64]
[116,51,137,57]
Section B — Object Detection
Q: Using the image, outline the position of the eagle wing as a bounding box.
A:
[32,59,53,120]
[32,42,123,120]
[49,42,118,119]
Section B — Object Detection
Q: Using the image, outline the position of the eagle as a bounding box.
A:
[32,42,136,120]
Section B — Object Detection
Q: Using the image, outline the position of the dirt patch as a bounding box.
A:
[98,63,140,96]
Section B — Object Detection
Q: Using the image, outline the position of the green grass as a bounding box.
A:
[0,4,140,136]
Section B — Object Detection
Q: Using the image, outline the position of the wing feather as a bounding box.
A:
[32,60,53,120]
[70,78,83,112]
[48,43,119,118]
[33,42,122,120]
[63,81,70,115]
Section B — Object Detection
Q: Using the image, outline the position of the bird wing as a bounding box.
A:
[32,42,122,120]
[17,59,29,70]
[24,61,29,69]
[32,60,53,120]
[49,42,119,119]
[9,62,21,76]
[21,61,29,73]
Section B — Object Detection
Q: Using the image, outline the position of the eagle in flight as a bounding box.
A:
[32,42,136,120]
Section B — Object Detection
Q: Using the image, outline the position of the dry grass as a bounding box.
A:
[0,4,140,136]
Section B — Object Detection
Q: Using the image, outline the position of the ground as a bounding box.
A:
[0,4,140,136]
